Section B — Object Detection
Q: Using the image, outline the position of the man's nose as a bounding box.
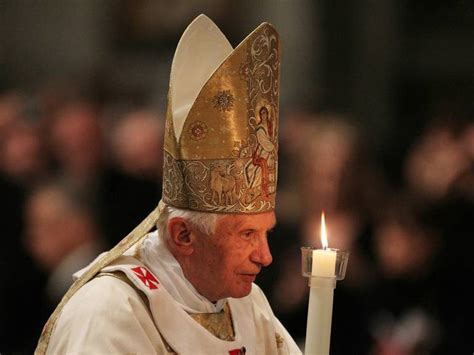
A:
[251,236,273,267]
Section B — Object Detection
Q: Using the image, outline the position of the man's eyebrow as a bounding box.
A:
[233,220,246,230]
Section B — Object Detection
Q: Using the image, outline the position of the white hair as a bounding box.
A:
[156,205,221,241]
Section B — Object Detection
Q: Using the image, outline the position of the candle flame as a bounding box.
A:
[321,212,328,249]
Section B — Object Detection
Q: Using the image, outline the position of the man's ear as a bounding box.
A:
[167,217,194,255]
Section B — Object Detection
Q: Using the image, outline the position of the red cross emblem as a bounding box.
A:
[131,266,159,290]
[229,347,246,355]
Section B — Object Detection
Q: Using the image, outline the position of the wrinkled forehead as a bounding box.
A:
[218,211,277,231]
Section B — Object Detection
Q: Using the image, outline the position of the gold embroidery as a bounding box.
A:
[189,303,235,341]
[213,90,235,112]
[275,332,284,349]
[163,23,280,213]
[189,121,208,140]
[162,152,275,213]
[239,61,250,80]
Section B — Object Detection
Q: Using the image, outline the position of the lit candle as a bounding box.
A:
[305,212,336,355]
[311,213,336,278]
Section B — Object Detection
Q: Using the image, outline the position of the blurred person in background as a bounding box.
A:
[46,100,161,246]
[274,111,313,223]
[401,114,473,354]
[0,89,51,188]
[368,194,443,355]
[100,107,164,246]
[0,172,46,354]
[48,100,105,189]
[110,108,163,181]
[0,91,48,353]
[24,181,105,305]
[100,108,163,245]
[1,179,105,354]
[2,119,49,186]
[404,117,471,203]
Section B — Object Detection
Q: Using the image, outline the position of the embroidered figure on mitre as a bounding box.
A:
[246,103,277,201]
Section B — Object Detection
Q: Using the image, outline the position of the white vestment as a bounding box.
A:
[46,232,302,355]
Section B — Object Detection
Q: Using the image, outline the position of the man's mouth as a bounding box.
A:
[240,274,257,283]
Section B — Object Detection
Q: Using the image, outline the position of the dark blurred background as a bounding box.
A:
[0,1,473,354]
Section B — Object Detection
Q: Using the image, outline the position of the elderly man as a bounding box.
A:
[36,15,301,354]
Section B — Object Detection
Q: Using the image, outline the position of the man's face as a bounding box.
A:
[188,211,276,301]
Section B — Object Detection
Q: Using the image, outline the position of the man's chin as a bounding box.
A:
[230,283,253,299]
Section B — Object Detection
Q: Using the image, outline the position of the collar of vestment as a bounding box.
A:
[100,253,261,354]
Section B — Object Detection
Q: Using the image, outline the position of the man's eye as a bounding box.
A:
[241,231,254,239]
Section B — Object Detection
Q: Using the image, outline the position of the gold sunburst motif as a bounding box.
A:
[213,90,234,112]
[189,121,208,140]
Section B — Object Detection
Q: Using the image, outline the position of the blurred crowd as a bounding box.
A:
[0,87,163,352]
[0,85,473,354]
[260,111,474,354]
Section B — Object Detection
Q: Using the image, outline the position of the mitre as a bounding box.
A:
[162,14,281,213]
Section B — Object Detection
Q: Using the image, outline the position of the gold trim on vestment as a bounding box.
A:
[189,303,235,341]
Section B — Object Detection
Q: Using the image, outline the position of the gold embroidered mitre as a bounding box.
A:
[163,14,280,213]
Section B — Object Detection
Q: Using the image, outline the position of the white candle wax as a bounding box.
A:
[305,285,334,355]
[312,249,336,277]
[305,248,337,355]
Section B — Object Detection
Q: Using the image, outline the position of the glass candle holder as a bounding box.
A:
[301,247,350,280]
